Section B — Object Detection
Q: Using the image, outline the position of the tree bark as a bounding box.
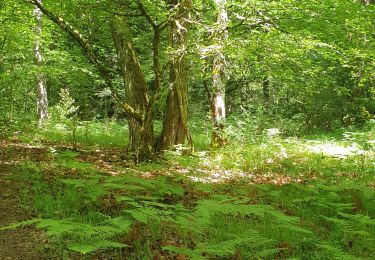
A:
[34,0,48,128]
[211,0,228,147]
[111,18,155,159]
[29,0,144,124]
[157,0,193,151]
[263,77,270,113]
[29,0,154,159]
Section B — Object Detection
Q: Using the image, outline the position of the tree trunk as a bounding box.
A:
[157,0,193,151]
[211,0,228,147]
[111,18,154,159]
[34,0,48,128]
[263,77,270,113]
[30,1,153,160]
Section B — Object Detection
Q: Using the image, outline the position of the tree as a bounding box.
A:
[33,0,48,128]
[157,0,193,151]
[111,16,155,158]
[27,0,195,159]
[210,0,228,147]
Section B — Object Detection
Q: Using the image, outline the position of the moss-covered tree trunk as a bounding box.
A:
[211,0,228,147]
[111,18,154,159]
[157,0,193,151]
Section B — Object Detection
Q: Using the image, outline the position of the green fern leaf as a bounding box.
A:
[0,218,41,231]
[68,240,127,254]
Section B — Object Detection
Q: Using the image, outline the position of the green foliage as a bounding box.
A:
[48,88,79,149]
[3,129,375,258]
[3,218,130,255]
[1,0,375,258]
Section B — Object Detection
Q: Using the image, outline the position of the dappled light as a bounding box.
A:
[306,142,367,158]
[1,0,375,259]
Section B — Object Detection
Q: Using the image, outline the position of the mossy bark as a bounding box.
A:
[111,18,155,159]
[158,0,193,151]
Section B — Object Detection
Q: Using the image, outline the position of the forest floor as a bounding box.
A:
[0,123,374,259]
[0,141,48,259]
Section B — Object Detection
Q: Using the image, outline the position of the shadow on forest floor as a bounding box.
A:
[0,132,374,259]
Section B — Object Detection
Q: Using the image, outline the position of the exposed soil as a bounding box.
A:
[0,141,49,259]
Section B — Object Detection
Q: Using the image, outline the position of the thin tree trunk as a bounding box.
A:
[30,0,154,160]
[263,77,270,113]
[111,18,154,159]
[30,0,144,124]
[211,0,228,147]
[157,0,193,151]
[34,0,48,128]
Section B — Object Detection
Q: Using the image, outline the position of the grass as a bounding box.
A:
[1,118,374,259]
[12,119,129,149]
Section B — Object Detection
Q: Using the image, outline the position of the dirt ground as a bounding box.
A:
[0,142,48,259]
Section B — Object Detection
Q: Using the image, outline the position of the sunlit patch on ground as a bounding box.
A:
[305,142,371,158]
[171,151,306,185]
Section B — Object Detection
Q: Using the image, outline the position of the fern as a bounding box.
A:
[104,216,133,233]
[192,200,300,227]
[162,246,206,260]
[317,243,364,260]
[125,207,163,224]
[157,178,185,197]
[68,240,126,254]
[35,219,125,238]
[163,230,274,259]
[0,218,41,231]
[60,178,105,200]
[255,248,282,259]
[60,178,98,188]
[169,198,311,259]
[1,216,132,255]
[338,212,375,227]
[106,174,156,190]
[102,183,146,191]
[125,206,175,224]
[201,232,272,257]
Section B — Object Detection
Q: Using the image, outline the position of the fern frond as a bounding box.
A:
[162,245,206,260]
[35,218,131,239]
[201,232,270,257]
[157,179,185,196]
[193,200,298,227]
[106,174,156,190]
[317,243,363,260]
[104,216,132,233]
[68,240,127,255]
[0,218,41,231]
[255,248,282,259]
[60,178,98,188]
[125,207,174,224]
[338,213,375,226]
[103,183,146,191]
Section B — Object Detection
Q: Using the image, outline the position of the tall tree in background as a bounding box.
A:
[33,0,48,127]
[111,17,155,158]
[158,0,193,151]
[211,0,228,147]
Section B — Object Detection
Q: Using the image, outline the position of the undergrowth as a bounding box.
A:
[1,121,374,259]
[2,147,374,259]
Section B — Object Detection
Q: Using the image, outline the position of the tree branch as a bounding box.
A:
[27,0,144,124]
[136,0,157,29]
[135,0,168,111]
